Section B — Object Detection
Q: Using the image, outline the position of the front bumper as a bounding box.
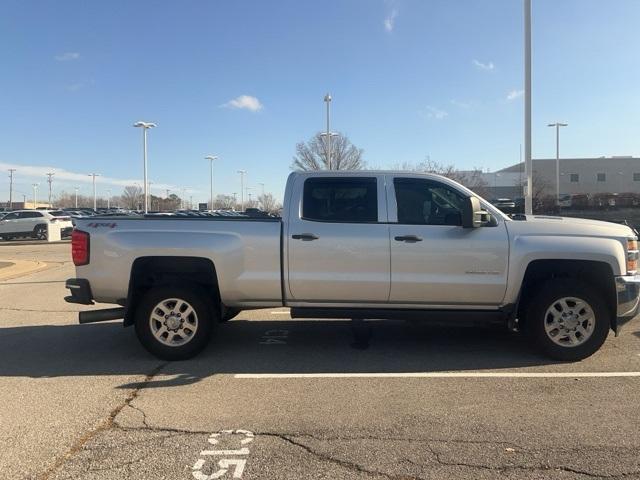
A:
[615,275,640,330]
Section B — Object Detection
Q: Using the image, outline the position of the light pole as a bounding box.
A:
[320,132,340,169]
[46,172,55,207]
[205,155,218,210]
[8,169,16,209]
[547,122,568,206]
[74,187,79,208]
[237,170,246,212]
[133,121,156,213]
[524,0,532,215]
[88,173,100,210]
[324,93,334,169]
[232,192,238,209]
[32,184,38,209]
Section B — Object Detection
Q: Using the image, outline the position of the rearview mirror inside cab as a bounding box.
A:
[462,196,491,228]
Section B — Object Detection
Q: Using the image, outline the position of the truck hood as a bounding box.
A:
[505,215,636,239]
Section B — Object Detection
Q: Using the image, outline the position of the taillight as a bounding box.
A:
[72,230,90,266]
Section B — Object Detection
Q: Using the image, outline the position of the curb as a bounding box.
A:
[0,260,49,281]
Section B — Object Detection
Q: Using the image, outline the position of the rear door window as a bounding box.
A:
[302,177,378,223]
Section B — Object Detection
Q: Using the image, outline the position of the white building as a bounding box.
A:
[498,156,640,196]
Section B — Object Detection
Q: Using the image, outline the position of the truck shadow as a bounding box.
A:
[0,317,573,387]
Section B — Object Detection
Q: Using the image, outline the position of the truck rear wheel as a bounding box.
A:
[134,285,217,360]
[525,279,610,361]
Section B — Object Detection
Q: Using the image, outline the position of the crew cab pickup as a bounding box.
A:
[65,171,640,361]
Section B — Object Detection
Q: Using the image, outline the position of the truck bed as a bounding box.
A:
[73,215,283,306]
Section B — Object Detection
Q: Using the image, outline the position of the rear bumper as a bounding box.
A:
[64,278,94,305]
[615,275,640,330]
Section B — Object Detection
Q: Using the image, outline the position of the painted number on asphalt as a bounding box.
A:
[259,329,289,345]
[192,430,254,480]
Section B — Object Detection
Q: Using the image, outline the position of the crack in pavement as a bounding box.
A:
[88,414,640,480]
[37,362,168,480]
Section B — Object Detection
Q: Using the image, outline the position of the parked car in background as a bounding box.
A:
[491,198,517,214]
[558,194,572,208]
[0,210,73,240]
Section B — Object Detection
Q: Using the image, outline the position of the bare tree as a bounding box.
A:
[291,132,364,171]
[55,191,97,209]
[258,193,280,213]
[399,158,490,198]
[120,185,143,210]
[213,194,236,210]
[519,170,552,212]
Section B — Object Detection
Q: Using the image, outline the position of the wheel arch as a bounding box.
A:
[516,259,617,332]
[123,256,221,326]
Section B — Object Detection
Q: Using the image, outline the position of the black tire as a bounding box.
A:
[34,225,47,240]
[134,284,217,360]
[221,307,241,322]
[524,279,610,361]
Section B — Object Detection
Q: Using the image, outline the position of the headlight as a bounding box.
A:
[627,238,638,274]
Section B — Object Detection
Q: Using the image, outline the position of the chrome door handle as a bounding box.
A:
[292,233,319,241]
[394,235,423,242]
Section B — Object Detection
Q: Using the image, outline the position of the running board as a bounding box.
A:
[290,307,507,323]
[79,307,125,324]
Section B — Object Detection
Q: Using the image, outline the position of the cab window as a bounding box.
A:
[394,178,466,226]
[302,177,378,223]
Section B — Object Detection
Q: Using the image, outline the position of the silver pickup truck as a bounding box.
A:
[65,171,640,361]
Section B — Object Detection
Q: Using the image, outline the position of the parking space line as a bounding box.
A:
[234,371,640,379]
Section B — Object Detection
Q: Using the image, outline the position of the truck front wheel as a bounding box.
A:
[525,279,610,361]
[134,285,216,360]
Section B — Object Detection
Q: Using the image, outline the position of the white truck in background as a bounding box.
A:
[65,171,640,361]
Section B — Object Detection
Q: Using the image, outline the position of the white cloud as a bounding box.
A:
[422,105,448,120]
[472,59,494,71]
[450,99,473,109]
[0,162,187,193]
[55,52,80,62]
[221,95,263,112]
[384,8,398,32]
[506,89,524,101]
[66,83,84,92]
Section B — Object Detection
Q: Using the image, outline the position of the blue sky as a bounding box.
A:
[1,0,638,203]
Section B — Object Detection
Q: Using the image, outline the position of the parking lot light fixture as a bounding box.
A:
[323,93,333,169]
[205,155,219,210]
[88,173,100,210]
[133,121,156,213]
[548,123,568,206]
[237,170,247,212]
[32,183,38,209]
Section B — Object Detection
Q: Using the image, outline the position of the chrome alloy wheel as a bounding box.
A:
[544,296,595,347]
[149,298,199,347]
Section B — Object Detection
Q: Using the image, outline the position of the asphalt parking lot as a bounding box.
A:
[1,241,640,480]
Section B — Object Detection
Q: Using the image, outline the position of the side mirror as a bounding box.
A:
[462,196,491,228]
